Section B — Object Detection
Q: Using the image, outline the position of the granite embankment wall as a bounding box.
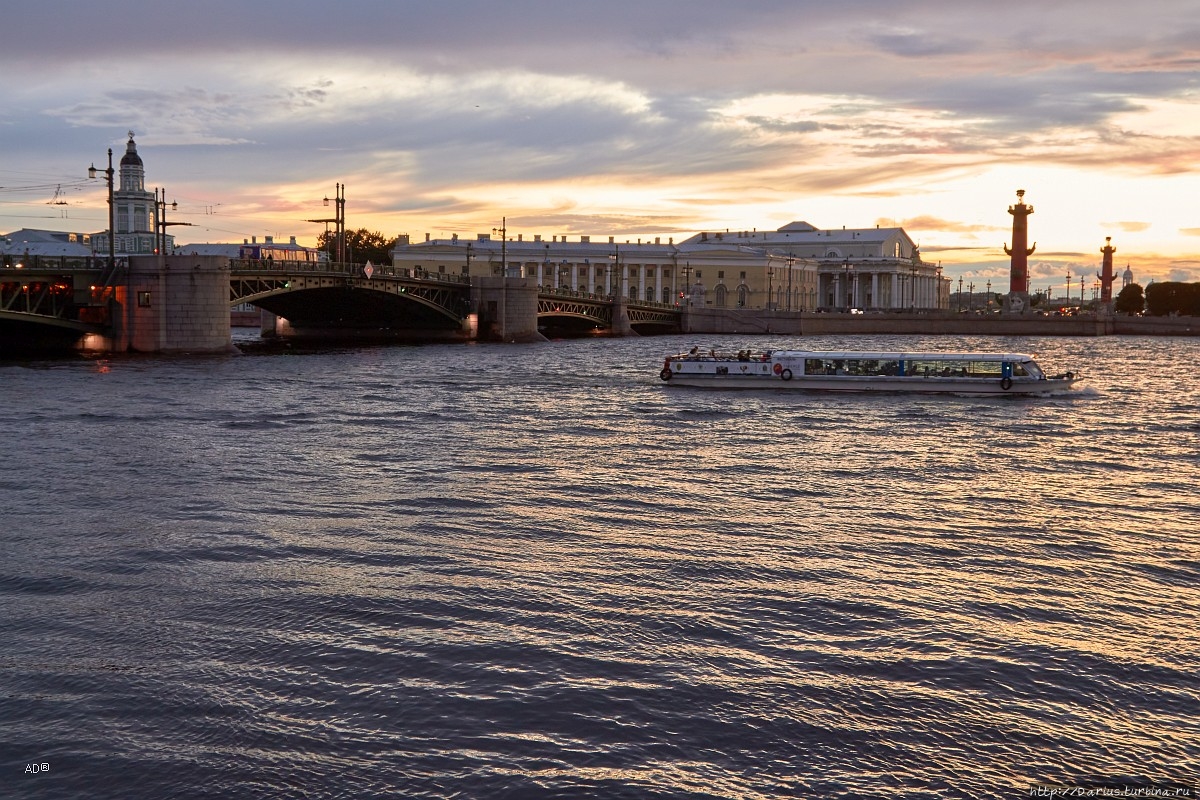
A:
[680,308,1198,337]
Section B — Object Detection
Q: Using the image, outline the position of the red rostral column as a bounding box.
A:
[1098,236,1116,303]
[1004,189,1035,295]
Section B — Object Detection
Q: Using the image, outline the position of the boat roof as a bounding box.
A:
[768,350,1037,361]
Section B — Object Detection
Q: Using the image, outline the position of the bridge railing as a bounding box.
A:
[1,255,110,271]
[229,259,471,285]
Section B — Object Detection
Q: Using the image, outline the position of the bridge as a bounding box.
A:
[228,259,682,338]
[0,257,112,352]
[1,256,682,353]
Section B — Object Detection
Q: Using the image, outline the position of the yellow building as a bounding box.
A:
[391,220,946,311]
[681,222,947,310]
[390,230,817,310]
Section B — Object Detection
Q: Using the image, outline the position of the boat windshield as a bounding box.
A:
[1016,360,1044,379]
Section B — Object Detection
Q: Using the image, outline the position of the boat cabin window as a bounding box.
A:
[805,358,900,376]
[903,359,1003,378]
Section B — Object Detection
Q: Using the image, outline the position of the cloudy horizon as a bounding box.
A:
[2,0,1198,288]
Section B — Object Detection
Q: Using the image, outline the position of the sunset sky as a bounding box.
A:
[2,0,1198,289]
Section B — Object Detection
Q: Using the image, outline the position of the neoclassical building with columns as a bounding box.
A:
[390,219,945,311]
[679,222,947,311]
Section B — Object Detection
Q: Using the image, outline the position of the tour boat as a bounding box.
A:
[658,349,1079,395]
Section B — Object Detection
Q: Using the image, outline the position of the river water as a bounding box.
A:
[2,332,1197,799]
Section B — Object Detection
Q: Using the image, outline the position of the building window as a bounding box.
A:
[695,271,702,279]
[715,284,728,307]
[663,268,671,278]
[740,271,747,280]
[137,291,151,307]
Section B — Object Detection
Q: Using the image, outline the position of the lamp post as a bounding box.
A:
[936,265,943,311]
[327,184,345,263]
[841,259,852,311]
[608,244,621,298]
[306,183,345,266]
[986,279,991,311]
[783,255,794,311]
[957,275,964,312]
[87,148,115,272]
[492,218,507,278]
[154,188,191,258]
[767,260,774,310]
[968,281,975,311]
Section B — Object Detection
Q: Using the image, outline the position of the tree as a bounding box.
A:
[317,228,401,265]
[1113,282,1144,315]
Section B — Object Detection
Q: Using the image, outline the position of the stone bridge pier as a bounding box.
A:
[116,255,234,353]
[472,276,546,343]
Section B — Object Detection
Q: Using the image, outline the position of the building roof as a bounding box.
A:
[394,235,789,263]
[0,228,94,257]
[679,221,908,247]
[175,243,243,257]
[120,133,143,168]
[174,237,318,258]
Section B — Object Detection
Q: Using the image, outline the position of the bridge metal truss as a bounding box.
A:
[536,295,681,328]
[230,273,470,321]
[0,277,100,332]
[1,278,73,319]
[537,296,613,326]
[626,303,681,327]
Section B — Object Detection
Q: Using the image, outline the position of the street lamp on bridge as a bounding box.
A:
[306,183,346,264]
[87,148,115,272]
[154,188,192,257]
[609,244,620,298]
[492,218,508,278]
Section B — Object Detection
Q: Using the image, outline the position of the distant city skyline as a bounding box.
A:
[1,0,1197,292]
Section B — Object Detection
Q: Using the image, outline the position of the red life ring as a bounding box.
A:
[772,363,783,375]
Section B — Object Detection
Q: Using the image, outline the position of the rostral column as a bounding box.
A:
[1097,236,1116,304]
[1003,189,1035,307]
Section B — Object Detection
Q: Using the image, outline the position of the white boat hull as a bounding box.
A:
[663,372,1077,394]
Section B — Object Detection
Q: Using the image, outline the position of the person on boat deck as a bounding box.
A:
[709,349,716,358]
[689,346,699,355]
[737,350,751,361]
